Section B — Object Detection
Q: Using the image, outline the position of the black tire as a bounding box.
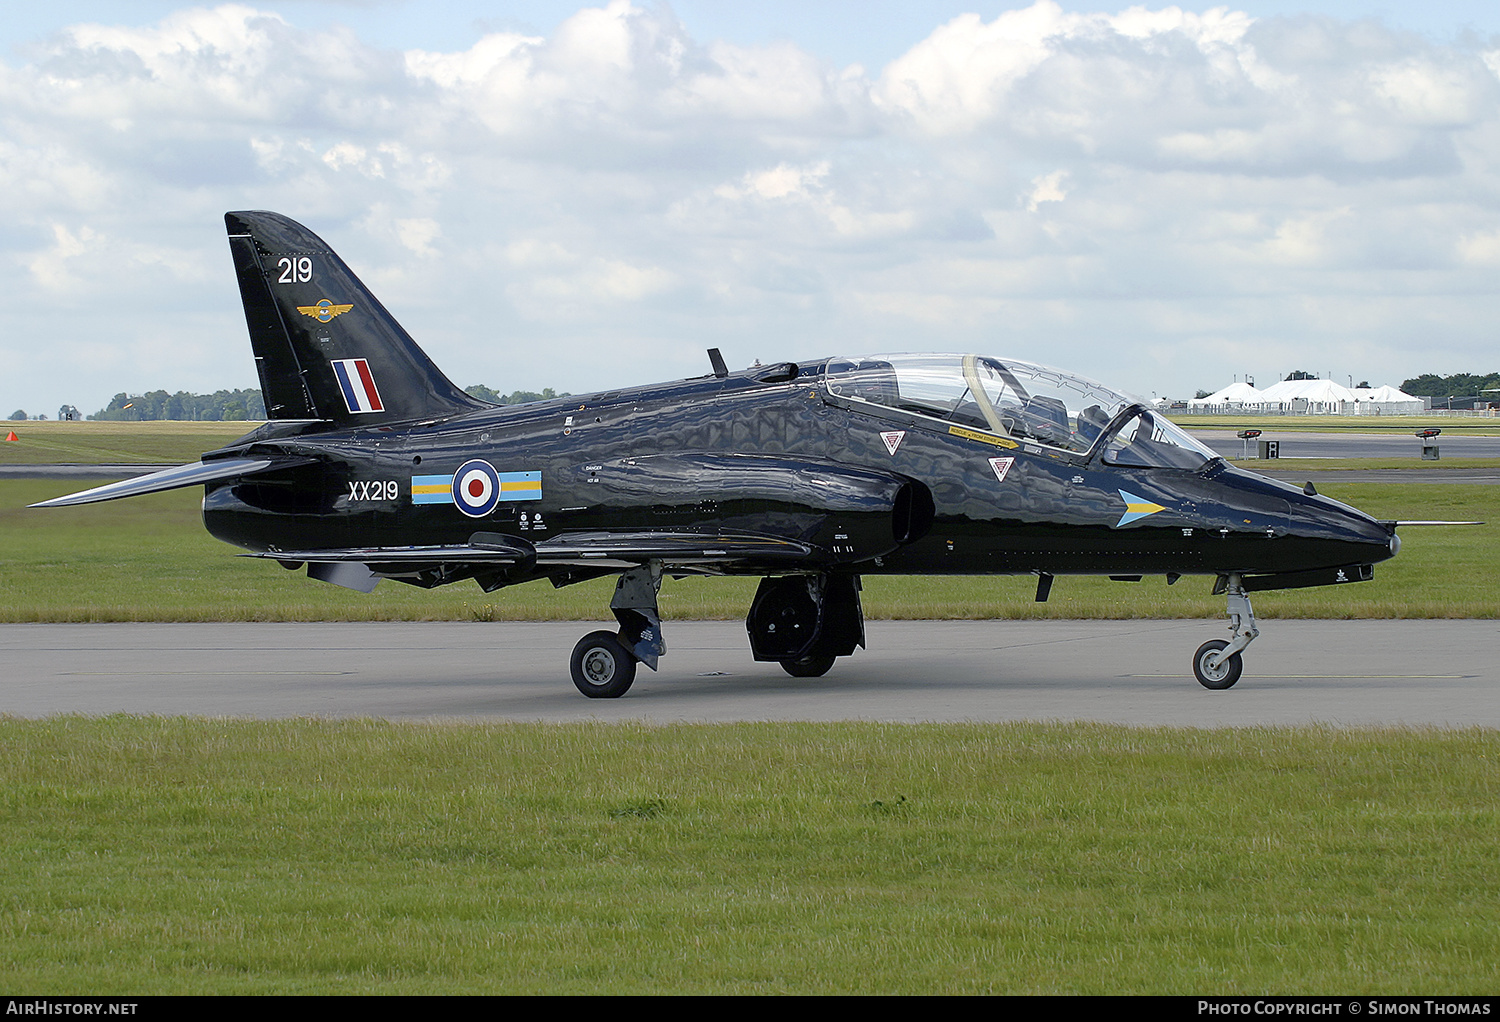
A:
[1193,639,1242,690]
[780,656,836,678]
[571,630,637,698]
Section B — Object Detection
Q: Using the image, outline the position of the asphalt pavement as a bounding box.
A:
[1194,428,1500,460]
[3,620,1495,726]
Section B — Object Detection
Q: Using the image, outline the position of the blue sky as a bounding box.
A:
[5,1,1500,417]
[9,3,1500,63]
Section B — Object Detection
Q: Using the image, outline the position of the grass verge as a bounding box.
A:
[0,421,255,466]
[2,717,1495,995]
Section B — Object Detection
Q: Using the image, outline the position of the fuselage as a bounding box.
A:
[202,356,1397,586]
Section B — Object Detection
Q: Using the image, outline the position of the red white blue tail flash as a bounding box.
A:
[331,358,384,414]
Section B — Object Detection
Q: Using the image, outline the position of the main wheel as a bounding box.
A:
[780,655,835,678]
[571,630,637,698]
[1193,639,1242,690]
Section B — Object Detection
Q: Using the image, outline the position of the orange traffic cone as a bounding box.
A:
[4,431,17,441]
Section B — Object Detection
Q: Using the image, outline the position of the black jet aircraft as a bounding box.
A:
[37,211,1406,697]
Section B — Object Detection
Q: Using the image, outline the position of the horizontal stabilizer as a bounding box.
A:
[1382,520,1485,526]
[29,458,296,508]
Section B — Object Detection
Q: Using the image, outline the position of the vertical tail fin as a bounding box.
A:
[225,210,487,425]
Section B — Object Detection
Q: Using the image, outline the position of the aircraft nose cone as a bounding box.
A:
[1285,489,1397,565]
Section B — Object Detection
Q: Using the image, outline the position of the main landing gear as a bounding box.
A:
[1193,573,1259,690]
[568,568,866,697]
[570,630,637,698]
[746,574,865,679]
[570,563,666,698]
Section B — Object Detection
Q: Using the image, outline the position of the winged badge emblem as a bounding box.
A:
[296,299,354,323]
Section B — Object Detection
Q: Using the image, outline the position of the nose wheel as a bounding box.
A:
[1193,639,1242,689]
[1194,574,1258,690]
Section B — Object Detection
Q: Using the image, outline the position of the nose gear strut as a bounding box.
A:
[1194,573,1259,690]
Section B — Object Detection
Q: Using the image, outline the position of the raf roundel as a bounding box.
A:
[452,459,501,518]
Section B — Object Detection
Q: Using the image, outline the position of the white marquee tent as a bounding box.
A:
[1185,378,1425,415]
[1188,382,1265,413]
[1349,385,1424,415]
[1257,378,1358,413]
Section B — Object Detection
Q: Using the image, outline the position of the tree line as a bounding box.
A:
[463,385,570,405]
[1399,372,1500,399]
[89,390,268,421]
[14,385,571,422]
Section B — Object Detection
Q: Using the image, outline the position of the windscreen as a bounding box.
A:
[1100,408,1217,470]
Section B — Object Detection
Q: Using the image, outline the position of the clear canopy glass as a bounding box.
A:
[824,353,1217,470]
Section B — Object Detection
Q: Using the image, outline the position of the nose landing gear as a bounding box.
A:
[1193,638,1242,689]
[1194,573,1258,690]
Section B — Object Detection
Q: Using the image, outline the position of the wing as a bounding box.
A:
[247,530,816,572]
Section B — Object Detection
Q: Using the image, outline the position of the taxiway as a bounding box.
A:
[3,620,1495,726]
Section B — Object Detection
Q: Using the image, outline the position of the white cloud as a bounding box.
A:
[1025,170,1069,212]
[1261,207,1354,266]
[404,31,542,91]
[27,223,99,290]
[1457,228,1500,265]
[716,161,830,201]
[395,217,442,257]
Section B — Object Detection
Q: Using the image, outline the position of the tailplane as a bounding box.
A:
[225,211,487,425]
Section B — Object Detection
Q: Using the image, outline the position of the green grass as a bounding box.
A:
[0,420,255,465]
[3,479,1496,621]
[1,717,1494,994]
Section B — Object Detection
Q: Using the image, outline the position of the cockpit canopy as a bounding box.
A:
[823,353,1217,470]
